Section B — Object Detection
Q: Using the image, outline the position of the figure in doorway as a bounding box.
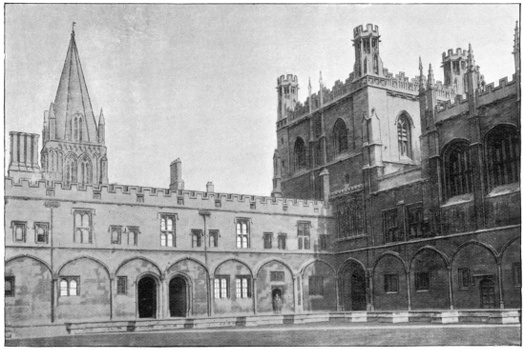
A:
[272,289,283,313]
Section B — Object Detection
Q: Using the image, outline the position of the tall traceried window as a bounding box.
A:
[79,156,92,186]
[74,210,93,243]
[397,114,412,158]
[373,54,379,74]
[383,208,400,243]
[293,137,307,172]
[444,141,472,199]
[236,218,250,248]
[333,119,348,155]
[65,155,78,184]
[297,221,310,250]
[160,214,176,247]
[485,125,520,188]
[337,197,364,238]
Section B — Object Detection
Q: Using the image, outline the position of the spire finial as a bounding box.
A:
[72,22,76,35]
[467,43,476,71]
[427,63,435,89]
[419,57,425,91]
[319,71,323,87]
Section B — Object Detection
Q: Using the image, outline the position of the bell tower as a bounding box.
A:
[353,24,384,79]
[276,74,299,120]
[41,24,109,186]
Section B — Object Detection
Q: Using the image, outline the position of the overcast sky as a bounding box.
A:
[5,4,519,195]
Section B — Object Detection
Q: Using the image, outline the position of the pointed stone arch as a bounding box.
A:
[372,252,408,310]
[255,259,295,314]
[78,153,93,185]
[115,256,162,277]
[338,257,368,311]
[300,259,337,311]
[64,152,78,184]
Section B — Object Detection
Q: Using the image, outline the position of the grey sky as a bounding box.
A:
[5,4,519,195]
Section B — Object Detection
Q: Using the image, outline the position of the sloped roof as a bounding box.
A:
[52,30,97,141]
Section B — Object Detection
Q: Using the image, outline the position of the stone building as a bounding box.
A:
[5,22,520,332]
[272,23,520,311]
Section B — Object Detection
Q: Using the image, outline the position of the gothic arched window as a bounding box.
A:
[333,119,348,155]
[397,114,412,159]
[293,138,307,172]
[485,125,520,188]
[65,154,78,184]
[373,55,379,75]
[443,141,472,199]
[74,117,78,142]
[363,58,368,74]
[79,117,83,143]
[79,155,92,186]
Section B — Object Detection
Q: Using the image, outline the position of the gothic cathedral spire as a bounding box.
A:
[41,24,108,185]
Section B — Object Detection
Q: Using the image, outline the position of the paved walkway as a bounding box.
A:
[6,321,521,346]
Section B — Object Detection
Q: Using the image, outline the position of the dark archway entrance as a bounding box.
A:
[480,278,496,309]
[138,276,157,318]
[342,262,367,311]
[169,276,187,317]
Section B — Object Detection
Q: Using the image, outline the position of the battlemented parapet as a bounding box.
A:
[435,74,517,123]
[5,177,332,217]
[442,47,469,94]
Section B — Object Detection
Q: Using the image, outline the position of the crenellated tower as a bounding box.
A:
[352,24,384,79]
[41,25,109,185]
[442,48,468,95]
[276,74,299,120]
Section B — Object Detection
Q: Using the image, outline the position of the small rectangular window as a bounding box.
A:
[250,202,256,210]
[110,225,122,244]
[263,232,272,249]
[5,276,15,297]
[34,222,49,244]
[309,276,324,296]
[415,272,430,291]
[297,222,311,250]
[513,263,521,287]
[458,268,471,289]
[235,276,251,298]
[278,233,287,250]
[384,274,399,293]
[136,194,144,203]
[209,230,219,248]
[59,277,79,296]
[192,229,203,248]
[177,197,184,205]
[117,276,127,295]
[214,276,229,299]
[215,200,222,208]
[127,226,140,246]
[12,221,26,242]
[270,271,285,282]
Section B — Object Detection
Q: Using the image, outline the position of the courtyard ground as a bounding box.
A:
[6,320,521,346]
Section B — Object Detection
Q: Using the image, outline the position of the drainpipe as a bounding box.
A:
[199,209,211,316]
[44,200,60,323]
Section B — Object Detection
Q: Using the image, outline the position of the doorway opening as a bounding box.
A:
[138,276,157,318]
[343,262,367,311]
[480,278,496,309]
[169,276,187,317]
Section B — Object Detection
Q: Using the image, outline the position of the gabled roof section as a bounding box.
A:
[52,29,97,142]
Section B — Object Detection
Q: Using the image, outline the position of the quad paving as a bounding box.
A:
[6,320,521,346]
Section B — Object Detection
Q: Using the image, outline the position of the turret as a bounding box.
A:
[352,24,384,79]
[442,47,468,95]
[513,21,520,103]
[271,149,283,198]
[98,108,105,144]
[48,103,56,140]
[276,74,299,120]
